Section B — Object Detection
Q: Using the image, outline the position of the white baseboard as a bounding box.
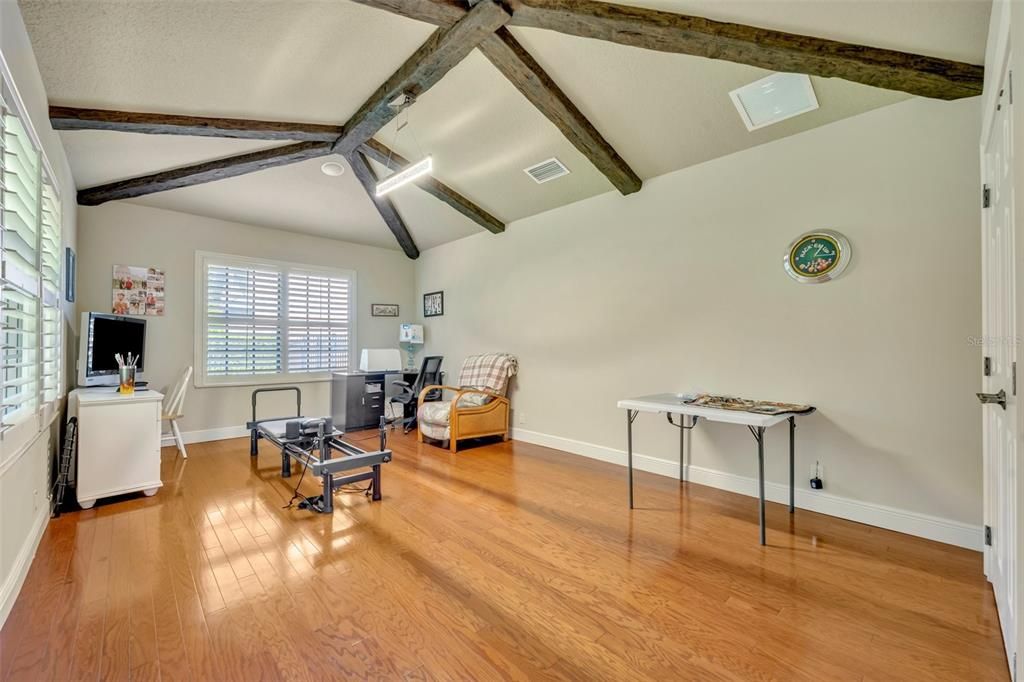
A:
[161,424,248,447]
[510,428,982,551]
[0,506,49,628]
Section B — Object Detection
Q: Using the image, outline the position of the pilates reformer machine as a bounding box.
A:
[247,386,392,513]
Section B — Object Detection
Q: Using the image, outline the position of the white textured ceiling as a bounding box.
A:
[19,0,991,253]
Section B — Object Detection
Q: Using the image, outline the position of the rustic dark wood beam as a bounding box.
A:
[479,29,640,194]
[504,0,983,100]
[76,142,333,205]
[349,0,983,100]
[346,151,420,258]
[347,0,640,194]
[334,0,510,154]
[359,139,504,233]
[68,1,507,206]
[50,106,342,142]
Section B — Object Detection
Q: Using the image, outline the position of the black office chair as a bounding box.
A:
[390,355,443,434]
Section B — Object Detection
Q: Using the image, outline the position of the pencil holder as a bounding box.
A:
[119,366,136,394]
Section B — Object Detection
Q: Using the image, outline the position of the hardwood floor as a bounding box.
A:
[0,429,1007,681]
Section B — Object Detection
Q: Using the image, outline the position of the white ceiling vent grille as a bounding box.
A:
[524,157,570,184]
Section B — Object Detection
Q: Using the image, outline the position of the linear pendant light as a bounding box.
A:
[375,156,433,197]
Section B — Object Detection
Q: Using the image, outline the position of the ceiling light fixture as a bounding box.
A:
[376,96,432,197]
[376,156,433,197]
[321,161,345,176]
[729,72,819,131]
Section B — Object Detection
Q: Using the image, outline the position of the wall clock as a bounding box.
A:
[784,230,851,284]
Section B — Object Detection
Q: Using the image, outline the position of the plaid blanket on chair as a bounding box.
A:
[457,353,519,396]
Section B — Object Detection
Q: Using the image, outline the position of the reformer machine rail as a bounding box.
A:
[247,386,392,513]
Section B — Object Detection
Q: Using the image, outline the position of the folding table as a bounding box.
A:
[617,393,815,545]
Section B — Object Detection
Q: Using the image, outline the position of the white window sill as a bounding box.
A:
[194,372,341,389]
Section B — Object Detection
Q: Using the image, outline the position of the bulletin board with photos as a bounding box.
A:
[112,264,165,316]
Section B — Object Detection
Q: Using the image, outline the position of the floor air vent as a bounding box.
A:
[524,157,570,184]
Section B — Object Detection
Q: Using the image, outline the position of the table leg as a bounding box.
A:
[627,409,636,509]
[789,416,796,513]
[679,415,685,482]
[757,426,766,546]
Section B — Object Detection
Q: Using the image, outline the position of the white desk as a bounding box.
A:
[617,393,815,545]
[70,387,164,509]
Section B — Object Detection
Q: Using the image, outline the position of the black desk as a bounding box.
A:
[330,370,418,431]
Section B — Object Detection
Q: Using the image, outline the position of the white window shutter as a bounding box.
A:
[0,80,46,432]
[286,271,351,373]
[199,255,354,384]
[205,264,283,376]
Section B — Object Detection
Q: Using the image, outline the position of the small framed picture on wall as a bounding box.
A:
[371,303,399,317]
[423,291,444,317]
[65,247,76,302]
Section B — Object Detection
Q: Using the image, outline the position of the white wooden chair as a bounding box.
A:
[162,366,192,458]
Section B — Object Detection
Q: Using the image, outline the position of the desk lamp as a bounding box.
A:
[399,323,424,371]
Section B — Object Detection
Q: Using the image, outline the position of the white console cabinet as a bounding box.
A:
[70,387,164,509]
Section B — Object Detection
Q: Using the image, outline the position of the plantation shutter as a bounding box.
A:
[199,254,354,384]
[205,263,282,376]
[40,181,61,405]
[286,271,352,373]
[0,81,42,429]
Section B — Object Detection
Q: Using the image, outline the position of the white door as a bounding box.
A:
[982,61,1017,676]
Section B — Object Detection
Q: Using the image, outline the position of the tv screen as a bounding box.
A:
[88,314,146,375]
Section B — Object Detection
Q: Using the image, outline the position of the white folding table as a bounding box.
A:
[617,393,815,545]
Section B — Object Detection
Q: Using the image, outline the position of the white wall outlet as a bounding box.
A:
[517,412,527,425]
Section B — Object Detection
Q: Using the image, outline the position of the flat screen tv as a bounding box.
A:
[77,312,147,387]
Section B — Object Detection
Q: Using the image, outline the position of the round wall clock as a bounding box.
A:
[784,230,851,284]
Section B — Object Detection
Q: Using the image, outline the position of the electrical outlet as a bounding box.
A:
[33,489,38,510]
[517,412,527,425]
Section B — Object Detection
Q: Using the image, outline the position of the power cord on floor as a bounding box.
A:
[283,442,314,510]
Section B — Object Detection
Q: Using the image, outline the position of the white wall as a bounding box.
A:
[75,202,416,436]
[415,96,983,543]
[0,0,79,625]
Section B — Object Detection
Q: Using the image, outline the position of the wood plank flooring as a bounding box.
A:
[0,429,1008,681]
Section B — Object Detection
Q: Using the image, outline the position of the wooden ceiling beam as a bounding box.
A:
[333,0,510,154]
[51,105,504,236]
[360,139,505,234]
[350,0,983,100]
[479,28,640,194]
[49,106,342,142]
[349,0,641,195]
[71,0,508,214]
[76,142,333,206]
[347,151,421,259]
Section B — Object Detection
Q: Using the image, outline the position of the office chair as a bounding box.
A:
[390,355,443,433]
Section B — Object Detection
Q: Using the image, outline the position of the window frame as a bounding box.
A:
[194,251,357,388]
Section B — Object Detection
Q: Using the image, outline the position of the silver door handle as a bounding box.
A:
[977,389,1007,409]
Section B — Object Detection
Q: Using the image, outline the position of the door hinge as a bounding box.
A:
[985,525,993,546]
[1014,362,1017,396]
[985,356,993,376]
[984,185,992,208]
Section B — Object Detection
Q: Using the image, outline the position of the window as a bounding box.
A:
[196,252,355,386]
[0,70,63,440]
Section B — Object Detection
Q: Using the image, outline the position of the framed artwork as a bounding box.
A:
[64,247,76,302]
[112,264,165,316]
[372,303,399,317]
[783,230,852,284]
[423,290,444,317]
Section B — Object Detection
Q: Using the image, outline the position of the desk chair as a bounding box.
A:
[162,366,192,458]
[390,356,443,433]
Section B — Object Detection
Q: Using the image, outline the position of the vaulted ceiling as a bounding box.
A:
[20,0,991,252]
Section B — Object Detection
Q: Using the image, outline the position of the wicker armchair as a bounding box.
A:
[417,353,518,453]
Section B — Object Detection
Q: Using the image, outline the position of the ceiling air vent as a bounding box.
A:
[524,157,570,184]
